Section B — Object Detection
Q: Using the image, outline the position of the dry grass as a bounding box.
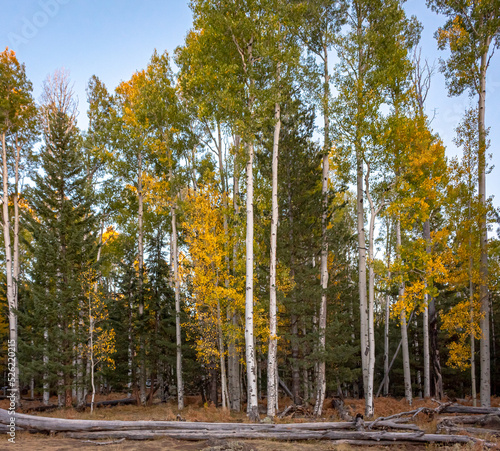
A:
[4,395,500,450]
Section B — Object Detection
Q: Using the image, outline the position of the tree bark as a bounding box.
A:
[364,164,381,416]
[229,143,241,411]
[397,218,412,405]
[423,220,431,398]
[313,42,329,419]
[245,140,258,421]
[172,202,184,411]
[267,96,281,418]
[1,132,19,406]
[383,221,391,397]
[478,42,490,408]
[137,151,146,406]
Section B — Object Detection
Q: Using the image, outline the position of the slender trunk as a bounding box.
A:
[357,151,368,398]
[267,96,281,418]
[384,290,390,396]
[137,152,146,406]
[229,145,241,411]
[397,218,412,405]
[471,274,477,407]
[172,203,184,411]
[2,132,19,405]
[13,136,20,312]
[364,165,379,417]
[13,136,21,405]
[478,44,490,408]
[423,220,431,398]
[383,222,391,397]
[245,140,259,421]
[314,42,329,418]
[90,304,95,414]
[217,290,229,409]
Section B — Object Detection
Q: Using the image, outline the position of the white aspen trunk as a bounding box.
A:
[230,154,241,411]
[13,136,21,405]
[245,141,259,421]
[423,301,430,398]
[172,203,184,411]
[397,218,412,405]
[89,301,95,414]
[127,295,133,398]
[383,222,391,397]
[13,137,20,313]
[364,165,380,417]
[137,152,146,406]
[217,300,229,410]
[478,45,490,408]
[2,132,19,405]
[423,220,431,398]
[469,199,477,406]
[357,154,368,402]
[384,289,390,396]
[267,98,280,418]
[314,43,330,418]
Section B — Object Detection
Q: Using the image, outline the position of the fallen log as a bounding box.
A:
[438,425,500,437]
[438,414,500,427]
[441,405,500,415]
[62,429,491,446]
[0,409,421,433]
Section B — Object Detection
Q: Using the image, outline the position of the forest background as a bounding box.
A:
[1,0,500,420]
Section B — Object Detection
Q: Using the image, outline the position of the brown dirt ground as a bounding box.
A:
[1,395,499,450]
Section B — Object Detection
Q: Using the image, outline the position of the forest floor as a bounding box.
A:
[1,394,499,450]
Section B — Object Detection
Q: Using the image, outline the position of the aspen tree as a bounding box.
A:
[428,0,500,407]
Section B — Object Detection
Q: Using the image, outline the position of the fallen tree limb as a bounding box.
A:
[0,409,421,434]
[2,407,494,446]
[367,403,452,430]
[61,429,492,446]
[438,414,500,426]
[441,405,500,415]
[438,425,500,437]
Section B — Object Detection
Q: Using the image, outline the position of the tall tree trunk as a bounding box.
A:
[383,221,391,397]
[364,164,380,417]
[470,271,477,407]
[423,220,431,398]
[172,203,184,411]
[357,150,368,404]
[245,140,259,421]
[229,145,241,411]
[267,97,281,418]
[478,44,490,408]
[217,297,229,410]
[314,42,330,418]
[2,132,19,406]
[137,152,147,406]
[397,218,412,405]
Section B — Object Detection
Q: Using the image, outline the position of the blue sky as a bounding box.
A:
[2,0,499,211]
